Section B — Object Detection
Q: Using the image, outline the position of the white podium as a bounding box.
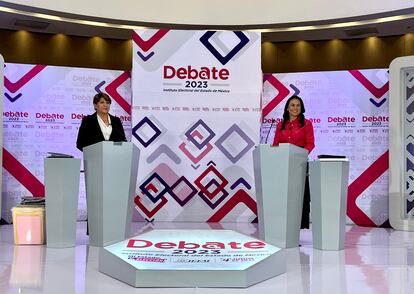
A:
[309,158,349,250]
[253,143,308,248]
[84,141,139,247]
[44,157,81,248]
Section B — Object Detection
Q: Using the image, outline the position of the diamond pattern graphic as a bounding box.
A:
[134,194,168,219]
[132,117,162,147]
[406,71,414,215]
[132,30,169,52]
[170,176,198,207]
[3,148,44,197]
[4,93,22,102]
[194,165,228,199]
[349,70,389,108]
[178,141,213,164]
[4,65,47,93]
[200,31,249,65]
[105,71,131,115]
[185,119,216,149]
[215,124,255,163]
[147,144,181,164]
[347,151,388,226]
[262,74,290,117]
[198,179,229,209]
[203,178,221,200]
[207,189,257,222]
[139,173,169,203]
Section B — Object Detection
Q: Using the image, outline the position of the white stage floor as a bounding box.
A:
[0,222,413,293]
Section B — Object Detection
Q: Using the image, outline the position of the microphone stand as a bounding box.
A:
[264,120,275,144]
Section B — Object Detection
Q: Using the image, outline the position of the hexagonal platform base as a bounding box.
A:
[99,229,286,288]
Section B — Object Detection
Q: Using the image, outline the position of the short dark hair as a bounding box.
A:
[93,92,111,105]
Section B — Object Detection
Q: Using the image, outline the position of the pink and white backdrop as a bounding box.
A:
[261,70,389,227]
[131,29,262,222]
[1,32,390,227]
[2,63,131,223]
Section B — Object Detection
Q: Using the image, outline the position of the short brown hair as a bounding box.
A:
[93,92,112,105]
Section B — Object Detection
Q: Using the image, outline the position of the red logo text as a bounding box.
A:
[127,239,265,250]
[164,65,229,80]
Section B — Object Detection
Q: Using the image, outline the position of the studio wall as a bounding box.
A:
[2,62,392,227]
[1,29,414,73]
[0,28,410,227]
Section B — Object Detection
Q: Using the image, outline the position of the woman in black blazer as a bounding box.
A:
[76,92,127,151]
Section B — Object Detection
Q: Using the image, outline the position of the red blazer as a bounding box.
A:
[272,118,315,153]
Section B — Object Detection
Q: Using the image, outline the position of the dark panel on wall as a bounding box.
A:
[261,42,277,73]
[403,33,414,56]
[0,29,132,70]
[263,35,413,73]
[342,36,404,70]
[274,39,345,73]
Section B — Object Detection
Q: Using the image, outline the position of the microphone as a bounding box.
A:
[264,120,275,144]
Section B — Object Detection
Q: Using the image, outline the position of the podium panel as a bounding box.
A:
[253,143,308,248]
[309,159,349,250]
[44,158,81,248]
[84,142,139,247]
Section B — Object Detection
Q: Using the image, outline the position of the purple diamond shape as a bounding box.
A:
[185,119,215,150]
[215,124,255,163]
[200,31,249,65]
[132,116,162,148]
[198,179,229,209]
[139,172,169,204]
[169,176,198,207]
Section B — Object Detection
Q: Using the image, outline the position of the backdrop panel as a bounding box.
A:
[132,30,261,222]
[2,61,391,227]
[2,63,131,223]
[261,70,389,227]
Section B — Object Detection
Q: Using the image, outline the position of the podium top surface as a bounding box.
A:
[47,152,74,158]
[313,158,349,162]
[255,143,308,154]
[83,141,134,152]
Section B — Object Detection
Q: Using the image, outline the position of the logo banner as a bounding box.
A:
[132,30,261,222]
[261,70,389,227]
[2,63,131,222]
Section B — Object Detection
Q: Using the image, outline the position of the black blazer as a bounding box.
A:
[76,112,127,151]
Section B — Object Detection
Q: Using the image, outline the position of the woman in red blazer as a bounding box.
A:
[76,93,127,151]
[273,95,315,229]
